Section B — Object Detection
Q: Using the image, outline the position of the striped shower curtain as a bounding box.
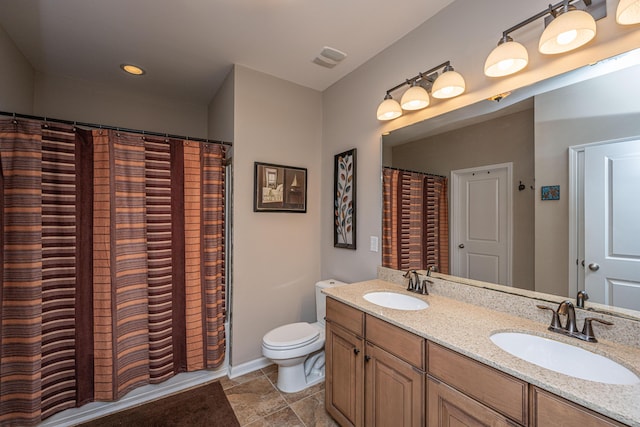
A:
[0,118,227,426]
[382,167,449,273]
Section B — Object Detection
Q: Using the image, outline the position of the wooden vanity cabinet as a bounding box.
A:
[325,298,425,427]
[530,387,627,427]
[325,297,629,427]
[427,376,519,427]
[325,299,365,426]
[365,314,425,427]
[427,342,528,426]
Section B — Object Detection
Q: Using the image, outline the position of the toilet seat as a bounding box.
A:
[262,322,320,351]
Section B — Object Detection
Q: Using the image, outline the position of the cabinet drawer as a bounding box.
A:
[531,387,625,427]
[428,342,527,425]
[326,297,364,336]
[366,314,425,370]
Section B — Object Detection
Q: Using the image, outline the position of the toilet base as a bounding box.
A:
[275,351,326,393]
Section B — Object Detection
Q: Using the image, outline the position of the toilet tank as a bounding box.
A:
[316,279,347,326]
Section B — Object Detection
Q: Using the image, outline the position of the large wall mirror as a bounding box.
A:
[381,48,640,317]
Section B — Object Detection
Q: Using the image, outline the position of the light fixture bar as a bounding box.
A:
[383,61,451,95]
[485,0,606,77]
[501,0,605,41]
[377,60,466,120]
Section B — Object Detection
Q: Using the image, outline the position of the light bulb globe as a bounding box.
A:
[432,70,465,99]
[617,0,640,25]
[539,9,596,54]
[376,97,402,121]
[484,40,529,77]
[401,85,430,111]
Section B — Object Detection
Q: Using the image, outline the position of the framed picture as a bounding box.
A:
[334,149,356,249]
[541,185,560,201]
[254,162,307,212]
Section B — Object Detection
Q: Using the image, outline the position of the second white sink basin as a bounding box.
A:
[363,291,428,310]
[491,332,640,385]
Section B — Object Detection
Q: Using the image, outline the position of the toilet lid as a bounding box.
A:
[263,322,320,349]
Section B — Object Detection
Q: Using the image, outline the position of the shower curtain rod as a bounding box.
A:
[383,165,446,179]
[1,111,233,147]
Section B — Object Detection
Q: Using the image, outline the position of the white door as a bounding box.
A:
[584,138,640,310]
[451,163,512,285]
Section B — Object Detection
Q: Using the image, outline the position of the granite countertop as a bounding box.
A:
[323,279,640,426]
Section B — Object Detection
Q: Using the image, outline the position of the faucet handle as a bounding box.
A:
[537,305,562,330]
[581,317,613,343]
[404,269,417,291]
[419,279,431,295]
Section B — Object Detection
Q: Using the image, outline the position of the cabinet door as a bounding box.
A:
[325,321,364,427]
[427,376,517,427]
[531,387,626,427]
[365,342,424,427]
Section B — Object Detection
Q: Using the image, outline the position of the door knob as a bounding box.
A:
[458,243,465,249]
[588,263,600,271]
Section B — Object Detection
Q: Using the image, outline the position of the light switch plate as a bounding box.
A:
[370,236,379,252]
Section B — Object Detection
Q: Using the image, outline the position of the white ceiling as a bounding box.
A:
[0,0,456,104]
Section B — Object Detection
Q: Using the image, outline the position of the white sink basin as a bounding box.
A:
[491,332,639,385]
[363,291,428,310]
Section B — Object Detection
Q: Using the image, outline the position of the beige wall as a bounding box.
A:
[33,73,207,137]
[208,69,235,143]
[0,24,34,114]
[534,64,640,296]
[391,109,535,290]
[231,65,323,365]
[321,0,640,283]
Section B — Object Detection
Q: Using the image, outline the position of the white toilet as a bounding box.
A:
[262,279,346,393]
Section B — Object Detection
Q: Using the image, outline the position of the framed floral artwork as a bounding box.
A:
[334,149,356,249]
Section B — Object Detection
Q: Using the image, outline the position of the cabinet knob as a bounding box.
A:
[364,355,371,362]
[353,348,360,355]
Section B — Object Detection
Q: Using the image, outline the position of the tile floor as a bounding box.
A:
[220,365,338,427]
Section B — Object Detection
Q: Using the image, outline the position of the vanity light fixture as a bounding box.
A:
[617,0,640,24]
[484,36,529,77]
[120,63,146,76]
[376,93,403,121]
[376,61,465,121]
[401,81,430,110]
[431,64,466,99]
[539,3,597,54]
[484,0,606,78]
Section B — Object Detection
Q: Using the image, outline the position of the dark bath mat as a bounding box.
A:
[78,381,240,427]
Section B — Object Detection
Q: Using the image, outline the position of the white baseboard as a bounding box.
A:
[228,356,272,379]
[39,366,228,427]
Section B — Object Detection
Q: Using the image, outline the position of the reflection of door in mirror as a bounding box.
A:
[574,138,640,311]
[381,167,449,273]
[451,163,512,286]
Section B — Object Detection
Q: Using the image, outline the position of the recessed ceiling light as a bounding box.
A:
[120,64,146,76]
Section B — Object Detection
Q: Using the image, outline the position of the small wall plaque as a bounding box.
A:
[541,185,560,201]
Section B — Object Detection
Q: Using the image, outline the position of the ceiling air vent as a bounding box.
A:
[313,46,347,69]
